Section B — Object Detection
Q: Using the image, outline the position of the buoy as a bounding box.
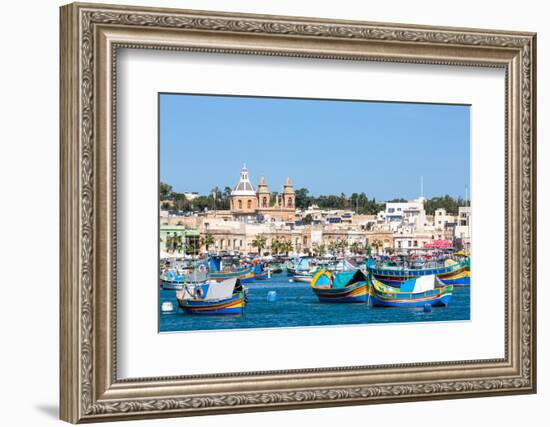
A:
[267,291,277,302]
[423,303,432,313]
[161,301,174,313]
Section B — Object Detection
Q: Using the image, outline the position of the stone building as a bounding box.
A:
[229,165,296,221]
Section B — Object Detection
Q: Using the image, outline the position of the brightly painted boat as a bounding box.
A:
[253,264,271,280]
[160,268,185,290]
[208,265,255,283]
[176,278,246,315]
[310,269,370,303]
[268,263,283,274]
[207,256,255,283]
[370,275,453,307]
[368,259,470,286]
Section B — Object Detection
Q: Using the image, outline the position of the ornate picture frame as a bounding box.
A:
[60,2,536,423]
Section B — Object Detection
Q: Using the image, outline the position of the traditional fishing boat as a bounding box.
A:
[159,268,185,290]
[370,274,453,307]
[208,265,255,283]
[207,256,255,283]
[253,263,271,280]
[268,263,283,274]
[176,278,246,315]
[310,269,370,303]
[367,258,470,286]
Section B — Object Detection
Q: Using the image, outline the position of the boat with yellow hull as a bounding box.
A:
[370,275,453,307]
[310,269,370,303]
[368,259,470,287]
[208,265,255,283]
[176,278,246,315]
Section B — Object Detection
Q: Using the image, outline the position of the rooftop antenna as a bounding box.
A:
[465,184,469,206]
[420,175,424,198]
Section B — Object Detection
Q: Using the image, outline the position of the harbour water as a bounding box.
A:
[159,273,470,333]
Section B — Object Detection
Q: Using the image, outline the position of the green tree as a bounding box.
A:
[371,239,382,255]
[271,239,283,255]
[302,214,313,225]
[350,241,361,255]
[252,235,267,255]
[200,233,215,253]
[160,182,173,200]
[294,188,310,209]
[280,239,294,256]
[312,243,326,257]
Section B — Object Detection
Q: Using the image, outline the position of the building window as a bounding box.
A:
[247,199,252,209]
[239,240,243,248]
[262,196,267,208]
[414,240,418,247]
[238,200,242,209]
[288,197,293,207]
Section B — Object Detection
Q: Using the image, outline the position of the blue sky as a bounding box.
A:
[159,94,470,200]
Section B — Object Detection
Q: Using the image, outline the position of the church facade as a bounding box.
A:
[230,165,296,221]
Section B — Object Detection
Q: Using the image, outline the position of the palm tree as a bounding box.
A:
[327,241,336,256]
[173,234,183,253]
[336,239,348,256]
[281,239,294,256]
[200,233,215,253]
[271,239,281,255]
[252,235,267,255]
[312,243,326,257]
[372,239,382,255]
[350,241,360,255]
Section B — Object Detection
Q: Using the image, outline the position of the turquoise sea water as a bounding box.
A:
[159,273,470,333]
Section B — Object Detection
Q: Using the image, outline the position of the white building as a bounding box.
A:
[454,206,471,251]
[377,197,428,231]
[434,208,456,230]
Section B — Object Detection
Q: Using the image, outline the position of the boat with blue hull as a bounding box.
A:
[368,259,470,286]
[253,263,271,280]
[370,275,453,308]
[176,278,246,315]
[207,256,255,283]
[310,269,370,303]
[160,268,185,290]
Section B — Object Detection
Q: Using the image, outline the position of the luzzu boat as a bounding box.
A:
[310,269,370,303]
[253,264,271,280]
[208,266,255,283]
[370,275,453,308]
[160,268,185,290]
[368,258,470,286]
[207,256,255,283]
[176,278,246,315]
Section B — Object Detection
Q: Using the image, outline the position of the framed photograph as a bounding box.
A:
[60,2,537,423]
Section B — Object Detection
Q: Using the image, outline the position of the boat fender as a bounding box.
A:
[267,291,277,302]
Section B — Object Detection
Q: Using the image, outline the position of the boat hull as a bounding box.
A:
[161,281,184,290]
[292,275,313,283]
[370,262,470,286]
[312,281,369,303]
[254,272,271,280]
[208,266,255,284]
[371,292,452,307]
[177,292,245,315]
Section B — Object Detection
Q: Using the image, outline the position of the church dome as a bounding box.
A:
[231,165,256,196]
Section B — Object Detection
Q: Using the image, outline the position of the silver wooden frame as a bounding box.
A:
[60,2,537,423]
